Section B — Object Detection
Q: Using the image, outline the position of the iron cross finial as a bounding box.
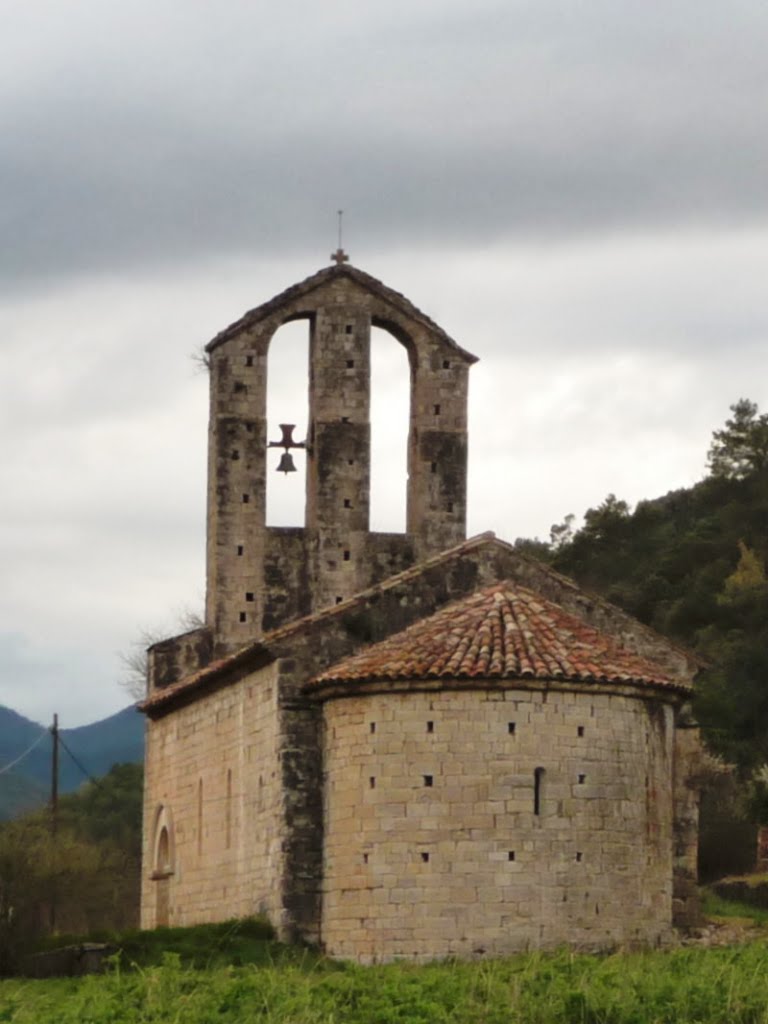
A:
[331,209,349,264]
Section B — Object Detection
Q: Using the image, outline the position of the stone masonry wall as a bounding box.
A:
[204,270,473,657]
[321,686,675,962]
[141,662,285,932]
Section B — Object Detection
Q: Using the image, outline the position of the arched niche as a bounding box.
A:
[151,804,176,878]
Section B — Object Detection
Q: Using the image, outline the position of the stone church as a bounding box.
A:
[140,256,701,961]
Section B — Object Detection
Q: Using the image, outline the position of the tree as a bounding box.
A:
[120,607,205,700]
[719,540,767,605]
[707,399,768,480]
[581,494,630,542]
[549,513,576,551]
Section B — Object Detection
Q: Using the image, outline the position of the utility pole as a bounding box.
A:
[49,713,58,933]
[50,713,58,836]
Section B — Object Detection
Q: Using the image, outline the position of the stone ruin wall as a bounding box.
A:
[321,686,676,962]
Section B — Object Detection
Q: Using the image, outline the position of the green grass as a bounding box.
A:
[7,902,768,1023]
[4,942,768,1023]
[701,888,768,927]
[32,916,298,970]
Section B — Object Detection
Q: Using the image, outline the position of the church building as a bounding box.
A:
[139,256,701,961]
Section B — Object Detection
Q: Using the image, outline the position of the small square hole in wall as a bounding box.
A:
[370,722,376,734]
[443,359,451,369]
[239,612,246,623]
[245,592,254,602]
[508,851,516,861]
[341,416,350,423]
[231,450,240,460]
[345,324,353,334]
[236,545,244,556]
[433,404,441,415]
[423,775,433,787]
[578,774,586,784]
[369,777,376,789]
[577,726,585,737]
[335,596,343,604]
[343,550,351,561]
[446,501,454,513]
[430,462,437,474]
[576,851,583,862]
[347,459,355,466]
[426,721,434,733]
[421,852,430,863]
[508,722,516,735]
[233,381,246,394]
[242,494,250,504]
[346,359,355,368]
[245,355,253,367]
[343,499,352,508]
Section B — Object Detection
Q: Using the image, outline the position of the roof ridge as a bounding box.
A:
[206,262,478,362]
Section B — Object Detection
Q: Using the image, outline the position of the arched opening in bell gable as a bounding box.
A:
[266,318,310,527]
[370,324,410,532]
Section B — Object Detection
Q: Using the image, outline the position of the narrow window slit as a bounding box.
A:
[508,851,516,861]
[335,596,343,604]
[345,324,353,334]
[433,404,441,415]
[236,545,244,556]
[245,355,253,367]
[343,499,351,508]
[577,726,585,737]
[576,852,583,863]
[534,767,544,816]
[578,774,586,785]
[245,592,254,602]
[363,853,369,864]
[508,722,516,735]
[421,852,430,863]
[369,722,376,734]
[239,612,246,623]
[346,359,355,368]
[423,775,433,788]
[343,550,351,561]
[369,777,376,789]
[426,721,434,734]
[430,462,438,474]
[242,494,250,504]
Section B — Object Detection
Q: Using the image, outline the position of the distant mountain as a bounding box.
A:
[0,705,144,820]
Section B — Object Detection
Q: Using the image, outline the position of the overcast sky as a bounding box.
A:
[1,1,766,728]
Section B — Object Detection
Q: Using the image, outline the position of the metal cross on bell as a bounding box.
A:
[267,423,307,474]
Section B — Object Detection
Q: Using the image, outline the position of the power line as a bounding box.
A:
[0,728,48,776]
[57,735,106,790]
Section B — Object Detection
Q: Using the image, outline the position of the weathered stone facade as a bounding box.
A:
[321,688,675,961]
[140,261,702,960]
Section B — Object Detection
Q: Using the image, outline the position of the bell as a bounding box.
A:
[276,452,297,474]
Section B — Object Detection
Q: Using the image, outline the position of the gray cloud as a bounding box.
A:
[1,1,767,290]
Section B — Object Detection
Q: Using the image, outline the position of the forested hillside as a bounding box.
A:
[524,400,768,776]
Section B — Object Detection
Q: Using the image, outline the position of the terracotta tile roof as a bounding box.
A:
[140,531,501,713]
[309,581,689,694]
[205,262,478,363]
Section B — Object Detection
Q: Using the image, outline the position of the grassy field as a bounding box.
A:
[4,908,768,1023]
